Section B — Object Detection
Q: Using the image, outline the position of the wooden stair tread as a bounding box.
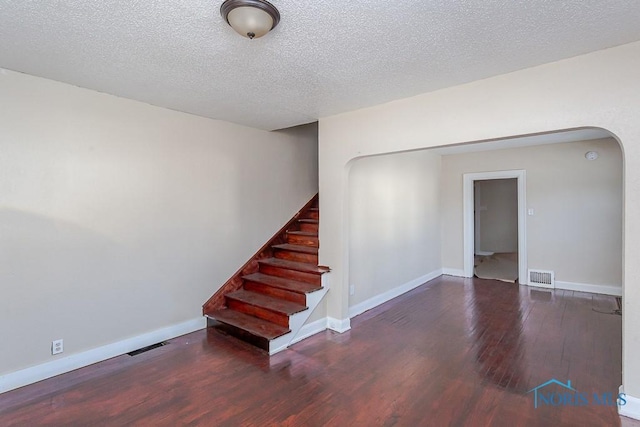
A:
[258,258,330,274]
[206,309,289,340]
[243,272,323,294]
[287,230,317,236]
[298,219,318,224]
[272,244,318,254]
[227,289,307,315]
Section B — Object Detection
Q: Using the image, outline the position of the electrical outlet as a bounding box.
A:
[349,285,355,296]
[52,339,63,355]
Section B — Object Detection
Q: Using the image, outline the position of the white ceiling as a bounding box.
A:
[2,1,640,131]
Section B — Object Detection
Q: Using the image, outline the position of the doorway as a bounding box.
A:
[473,178,518,282]
[463,170,527,284]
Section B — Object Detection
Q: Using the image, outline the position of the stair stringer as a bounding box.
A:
[268,272,330,355]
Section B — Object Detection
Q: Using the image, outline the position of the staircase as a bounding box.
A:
[203,195,329,354]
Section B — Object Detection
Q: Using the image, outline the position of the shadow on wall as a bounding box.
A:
[1,206,124,294]
[0,207,178,373]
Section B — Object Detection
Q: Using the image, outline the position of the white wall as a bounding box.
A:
[0,70,319,375]
[318,41,640,396]
[474,179,518,254]
[441,139,622,287]
[348,150,441,307]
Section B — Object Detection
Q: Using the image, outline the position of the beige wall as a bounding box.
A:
[348,150,441,307]
[474,179,518,254]
[441,139,622,286]
[0,70,319,375]
[319,41,640,395]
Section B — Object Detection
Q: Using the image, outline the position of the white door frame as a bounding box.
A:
[463,170,527,284]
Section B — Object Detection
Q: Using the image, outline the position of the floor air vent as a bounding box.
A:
[528,269,555,289]
[127,341,167,356]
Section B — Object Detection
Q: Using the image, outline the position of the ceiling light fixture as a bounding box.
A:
[220,0,280,39]
[585,151,599,160]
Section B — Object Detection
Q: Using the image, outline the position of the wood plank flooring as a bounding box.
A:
[1,276,637,426]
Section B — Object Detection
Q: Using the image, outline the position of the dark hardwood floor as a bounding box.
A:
[1,276,637,426]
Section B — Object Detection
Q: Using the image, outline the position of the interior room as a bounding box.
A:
[2,1,640,425]
[473,178,518,282]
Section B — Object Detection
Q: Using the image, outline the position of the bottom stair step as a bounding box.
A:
[206,309,290,341]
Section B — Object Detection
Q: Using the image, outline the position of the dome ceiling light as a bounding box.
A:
[220,0,280,40]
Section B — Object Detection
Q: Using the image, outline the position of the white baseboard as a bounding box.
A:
[442,268,466,277]
[619,386,640,420]
[348,269,442,319]
[327,317,351,333]
[0,317,206,394]
[290,317,329,345]
[555,280,622,296]
[273,315,351,352]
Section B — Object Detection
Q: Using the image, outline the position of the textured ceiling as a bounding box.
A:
[2,1,640,130]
